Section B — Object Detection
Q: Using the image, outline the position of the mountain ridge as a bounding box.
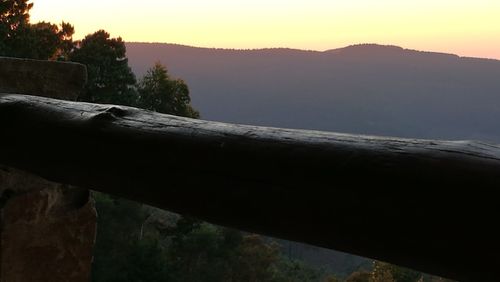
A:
[126,42,500,61]
[125,42,500,143]
[124,41,500,273]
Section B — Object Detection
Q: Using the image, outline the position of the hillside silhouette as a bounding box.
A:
[124,42,500,274]
[126,43,500,143]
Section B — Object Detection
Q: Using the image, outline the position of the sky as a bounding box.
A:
[30,0,500,59]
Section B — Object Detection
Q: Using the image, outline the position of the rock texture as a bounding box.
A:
[0,57,86,101]
[0,57,94,282]
[0,167,96,282]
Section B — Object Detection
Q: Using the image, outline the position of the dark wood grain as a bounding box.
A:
[1,93,499,281]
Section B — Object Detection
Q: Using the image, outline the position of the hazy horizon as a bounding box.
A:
[125,42,500,143]
[30,0,500,60]
[125,41,500,61]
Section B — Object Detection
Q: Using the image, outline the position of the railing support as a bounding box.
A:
[0,57,95,282]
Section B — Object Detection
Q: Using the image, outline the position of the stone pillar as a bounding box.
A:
[0,168,97,282]
[0,57,95,282]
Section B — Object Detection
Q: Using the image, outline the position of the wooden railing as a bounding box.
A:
[1,58,500,282]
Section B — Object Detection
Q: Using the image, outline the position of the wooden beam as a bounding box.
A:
[1,93,499,281]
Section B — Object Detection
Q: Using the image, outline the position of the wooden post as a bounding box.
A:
[0,58,95,282]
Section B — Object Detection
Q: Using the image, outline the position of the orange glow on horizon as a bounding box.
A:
[30,0,500,60]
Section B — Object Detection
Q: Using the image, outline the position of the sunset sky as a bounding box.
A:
[31,0,500,59]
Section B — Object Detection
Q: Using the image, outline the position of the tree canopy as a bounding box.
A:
[69,30,137,106]
[0,0,33,51]
[0,0,74,59]
[138,62,200,118]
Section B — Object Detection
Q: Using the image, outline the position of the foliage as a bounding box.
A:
[0,0,74,59]
[69,30,137,106]
[273,258,334,282]
[229,234,282,282]
[91,193,170,282]
[1,1,198,117]
[90,193,329,282]
[137,62,200,118]
[344,262,448,282]
[10,21,74,60]
[371,261,422,282]
[0,0,32,53]
[345,270,371,282]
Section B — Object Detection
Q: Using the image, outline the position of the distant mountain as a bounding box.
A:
[124,42,500,274]
[126,42,500,143]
